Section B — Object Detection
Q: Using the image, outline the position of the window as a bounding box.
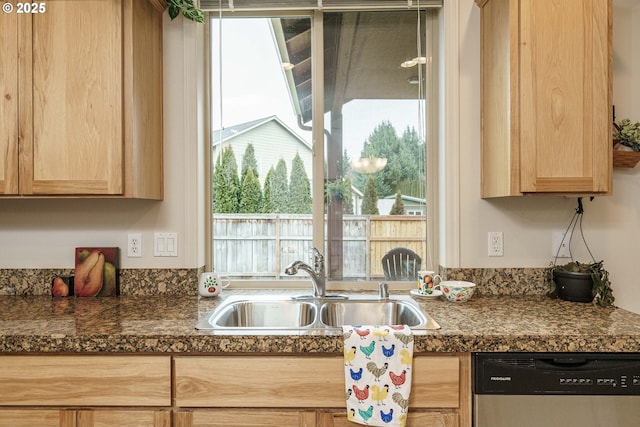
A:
[209,3,440,284]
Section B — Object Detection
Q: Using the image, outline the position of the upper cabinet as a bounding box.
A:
[476,0,612,198]
[0,0,163,199]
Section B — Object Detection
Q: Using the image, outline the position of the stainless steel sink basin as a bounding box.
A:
[198,298,317,329]
[196,294,440,332]
[319,299,428,328]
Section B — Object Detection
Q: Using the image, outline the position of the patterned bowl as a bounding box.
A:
[440,281,476,302]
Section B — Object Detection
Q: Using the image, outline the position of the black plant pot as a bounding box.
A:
[553,270,594,303]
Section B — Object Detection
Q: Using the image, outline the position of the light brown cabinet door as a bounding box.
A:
[518,0,611,194]
[174,409,316,427]
[2,0,162,198]
[18,0,123,195]
[0,355,171,407]
[317,410,458,427]
[174,356,460,409]
[478,0,612,197]
[0,410,75,427]
[77,410,171,427]
[0,8,19,195]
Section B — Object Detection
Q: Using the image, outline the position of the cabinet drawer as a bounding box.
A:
[174,355,460,409]
[0,355,171,406]
[0,410,75,427]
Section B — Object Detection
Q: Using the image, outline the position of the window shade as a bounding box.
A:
[198,0,442,12]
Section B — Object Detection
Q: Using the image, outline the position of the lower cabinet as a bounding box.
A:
[0,355,172,426]
[174,409,458,427]
[0,410,75,427]
[174,409,317,427]
[77,410,172,427]
[317,410,459,427]
[0,409,170,427]
[0,353,471,427]
[173,354,471,427]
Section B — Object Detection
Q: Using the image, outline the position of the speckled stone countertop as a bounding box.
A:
[1,290,640,354]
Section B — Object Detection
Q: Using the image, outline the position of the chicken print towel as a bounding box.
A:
[343,325,414,427]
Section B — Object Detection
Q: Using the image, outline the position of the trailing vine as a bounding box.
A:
[167,0,205,23]
[546,260,615,307]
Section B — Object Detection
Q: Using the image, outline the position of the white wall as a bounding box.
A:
[1,3,639,314]
[0,15,205,270]
[447,0,640,313]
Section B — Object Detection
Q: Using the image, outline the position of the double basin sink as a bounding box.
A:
[196,294,441,333]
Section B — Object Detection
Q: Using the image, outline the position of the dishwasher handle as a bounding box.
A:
[537,357,590,368]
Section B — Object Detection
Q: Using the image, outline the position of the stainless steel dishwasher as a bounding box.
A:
[474,352,640,427]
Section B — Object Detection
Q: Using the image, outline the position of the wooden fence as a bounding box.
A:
[213,214,426,280]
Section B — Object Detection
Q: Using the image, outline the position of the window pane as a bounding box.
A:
[323,11,428,281]
[210,10,432,282]
[211,16,315,279]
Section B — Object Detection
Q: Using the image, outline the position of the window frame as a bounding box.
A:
[207,6,441,289]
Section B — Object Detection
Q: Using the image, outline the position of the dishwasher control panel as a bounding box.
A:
[474,352,640,395]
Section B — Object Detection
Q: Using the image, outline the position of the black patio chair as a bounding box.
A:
[381,247,422,281]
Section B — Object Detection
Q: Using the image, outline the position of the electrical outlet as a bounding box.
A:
[127,233,142,257]
[552,231,571,258]
[488,231,503,257]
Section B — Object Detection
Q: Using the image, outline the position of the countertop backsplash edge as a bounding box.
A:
[0,266,547,296]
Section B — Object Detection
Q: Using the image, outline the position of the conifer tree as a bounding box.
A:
[239,168,262,213]
[289,153,312,214]
[241,143,259,186]
[213,146,240,213]
[262,167,274,213]
[390,191,405,215]
[361,175,379,215]
[269,159,289,213]
[342,176,354,214]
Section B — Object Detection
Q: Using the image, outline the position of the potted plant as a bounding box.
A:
[613,118,640,168]
[546,260,614,307]
[545,198,615,307]
[614,118,640,152]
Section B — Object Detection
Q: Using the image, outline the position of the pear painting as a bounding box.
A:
[74,247,120,297]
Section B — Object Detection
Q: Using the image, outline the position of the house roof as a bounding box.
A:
[383,194,426,204]
[212,115,311,150]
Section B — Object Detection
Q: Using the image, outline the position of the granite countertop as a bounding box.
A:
[1,290,640,354]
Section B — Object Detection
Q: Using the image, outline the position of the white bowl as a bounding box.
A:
[440,281,476,302]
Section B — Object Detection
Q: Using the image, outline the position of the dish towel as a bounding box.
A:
[343,325,414,427]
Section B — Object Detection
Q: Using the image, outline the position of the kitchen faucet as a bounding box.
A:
[284,247,326,298]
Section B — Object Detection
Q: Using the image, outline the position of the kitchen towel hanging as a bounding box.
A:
[343,325,414,427]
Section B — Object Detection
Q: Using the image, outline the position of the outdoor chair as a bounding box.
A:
[381,247,422,281]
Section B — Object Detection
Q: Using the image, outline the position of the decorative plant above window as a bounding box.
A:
[166,0,205,23]
[613,118,640,152]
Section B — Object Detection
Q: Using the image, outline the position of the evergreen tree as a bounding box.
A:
[213,146,240,213]
[239,168,262,213]
[361,175,379,215]
[353,121,423,199]
[241,143,259,186]
[269,159,289,213]
[289,153,312,214]
[262,167,274,213]
[343,149,352,177]
[390,191,405,215]
[342,176,354,214]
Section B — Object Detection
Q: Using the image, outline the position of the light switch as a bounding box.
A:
[154,232,178,257]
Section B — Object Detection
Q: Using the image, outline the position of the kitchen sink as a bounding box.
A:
[199,298,317,329]
[196,294,440,332]
[319,299,427,328]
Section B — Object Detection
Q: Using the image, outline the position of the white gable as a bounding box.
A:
[213,117,312,186]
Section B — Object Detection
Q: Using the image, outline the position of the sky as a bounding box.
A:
[211,17,423,161]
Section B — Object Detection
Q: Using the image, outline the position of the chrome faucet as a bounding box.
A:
[284,247,326,298]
